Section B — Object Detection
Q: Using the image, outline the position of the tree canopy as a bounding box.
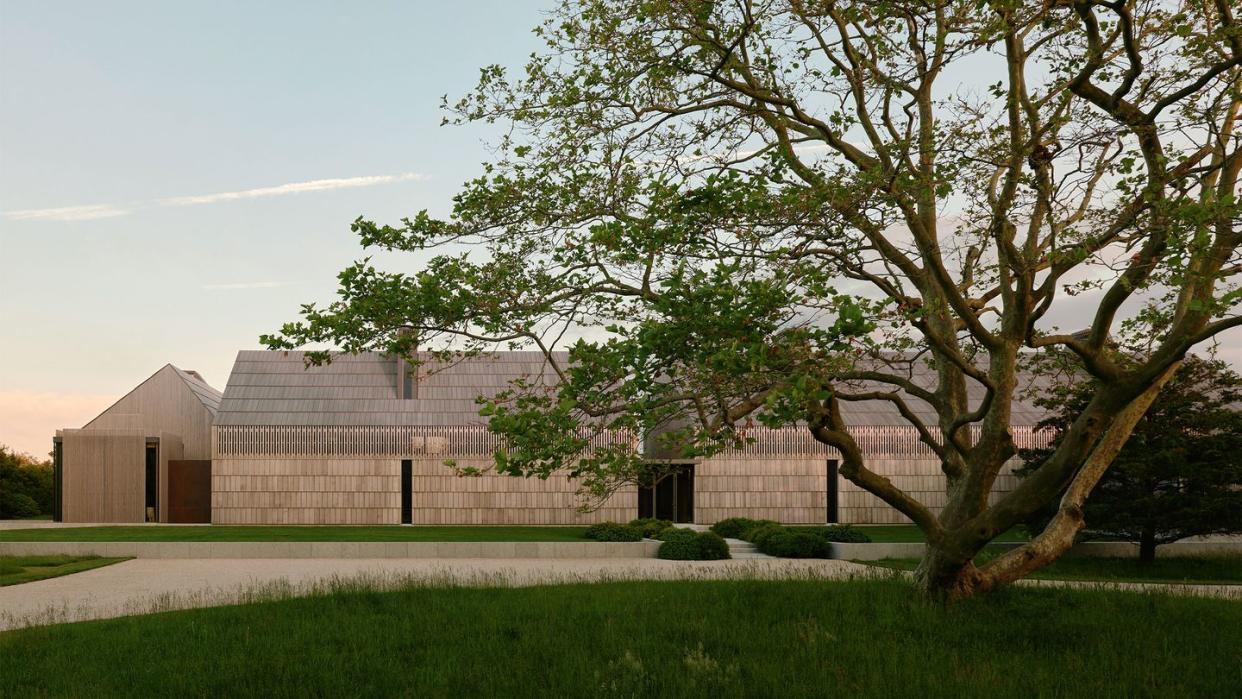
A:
[265,0,1242,598]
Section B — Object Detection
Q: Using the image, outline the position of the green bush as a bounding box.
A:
[655,527,698,543]
[738,520,779,540]
[760,532,830,558]
[696,532,730,560]
[709,517,759,538]
[800,525,872,543]
[0,491,40,519]
[584,522,643,542]
[628,518,674,538]
[656,530,731,560]
[743,523,786,547]
[0,446,54,517]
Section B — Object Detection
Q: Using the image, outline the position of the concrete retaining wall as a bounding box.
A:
[0,540,662,560]
[829,541,1242,561]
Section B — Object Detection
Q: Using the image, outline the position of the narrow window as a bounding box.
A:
[401,459,413,524]
[826,459,839,523]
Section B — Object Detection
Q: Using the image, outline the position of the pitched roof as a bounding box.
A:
[83,363,222,429]
[215,350,1047,429]
[173,366,223,416]
[214,350,563,426]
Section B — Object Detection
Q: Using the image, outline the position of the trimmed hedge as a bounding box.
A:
[709,517,758,539]
[696,532,730,560]
[655,528,731,560]
[743,523,786,548]
[583,522,643,542]
[655,527,698,543]
[760,532,830,558]
[628,518,674,538]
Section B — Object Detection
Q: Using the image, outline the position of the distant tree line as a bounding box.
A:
[0,445,54,519]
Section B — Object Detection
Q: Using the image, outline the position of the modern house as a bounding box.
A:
[54,350,1050,525]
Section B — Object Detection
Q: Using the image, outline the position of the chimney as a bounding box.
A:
[395,329,417,400]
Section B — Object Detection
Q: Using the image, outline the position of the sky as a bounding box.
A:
[0,1,549,457]
[1,2,1237,459]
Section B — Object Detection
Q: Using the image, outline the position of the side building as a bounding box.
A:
[55,350,1049,525]
[54,364,220,523]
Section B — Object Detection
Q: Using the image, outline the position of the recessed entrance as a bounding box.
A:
[638,464,694,523]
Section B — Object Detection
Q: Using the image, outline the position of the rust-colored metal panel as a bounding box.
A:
[167,460,212,523]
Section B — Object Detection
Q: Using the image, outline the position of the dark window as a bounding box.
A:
[401,459,413,524]
[145,444,158,522]
[826,459,839,523]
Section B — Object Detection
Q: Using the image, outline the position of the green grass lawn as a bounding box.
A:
[0,555,130,586]
[0,525,591,542]
[800,524,1029,543]
[1,579,1237,697]
[865,555,1242,585]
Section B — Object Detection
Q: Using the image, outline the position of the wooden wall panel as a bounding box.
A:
[836,456,1025,524]
[59,429,146,523]
[87,366,214,459]
[695,455,828,524]
[407,457,633,525]
[212,457,401,524]
[157,433,184,523]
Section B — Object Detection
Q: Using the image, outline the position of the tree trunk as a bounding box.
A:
[914,545,992,602]
[1139,527,1157,564]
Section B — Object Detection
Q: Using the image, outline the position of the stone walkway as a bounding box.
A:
[0,557,873,632]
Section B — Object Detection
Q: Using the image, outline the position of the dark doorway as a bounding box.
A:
[145,444,158,522]
[826,459,839,523]
[401,459,413,524]
[638,464,694,523]
[167,460,212,523]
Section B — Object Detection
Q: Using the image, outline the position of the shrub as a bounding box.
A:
[0,491,40,519]
[800,525,872,543]
[709,517,759,539]
[696,532,730,560]
[628,518,674,538]
[655,527,698,543]
[656,530,732,560]
[584,522,643,542]
[738,520,779,540]
[760,532,830,558]
[743,523,786,547]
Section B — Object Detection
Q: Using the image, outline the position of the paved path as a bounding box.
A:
[0,557,874,632]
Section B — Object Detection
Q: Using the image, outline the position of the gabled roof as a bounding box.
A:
[83,363,222,428]
[172,366,223,416]
[214,350,563,426]
[215,349,1048,429]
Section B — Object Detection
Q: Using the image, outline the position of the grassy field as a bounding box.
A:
[815,525,1029,543]
[1,578,1238,697]
[865,555,1242,585]
[0,525,592,542]
[0,555,129,586]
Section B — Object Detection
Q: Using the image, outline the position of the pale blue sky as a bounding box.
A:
[1,1,549,454]
[2,3,1237,458]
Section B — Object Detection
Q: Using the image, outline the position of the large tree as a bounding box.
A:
[265,0,1242,599]
[1019,355,1242,562]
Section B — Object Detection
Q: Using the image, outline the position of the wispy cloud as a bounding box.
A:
[161,172,428,207]
[3,172,427,223]
[4,204,130,222]
[202,281,292,291]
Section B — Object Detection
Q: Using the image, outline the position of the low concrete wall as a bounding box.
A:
[0,540,662,560]
[829,541,1242,561]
